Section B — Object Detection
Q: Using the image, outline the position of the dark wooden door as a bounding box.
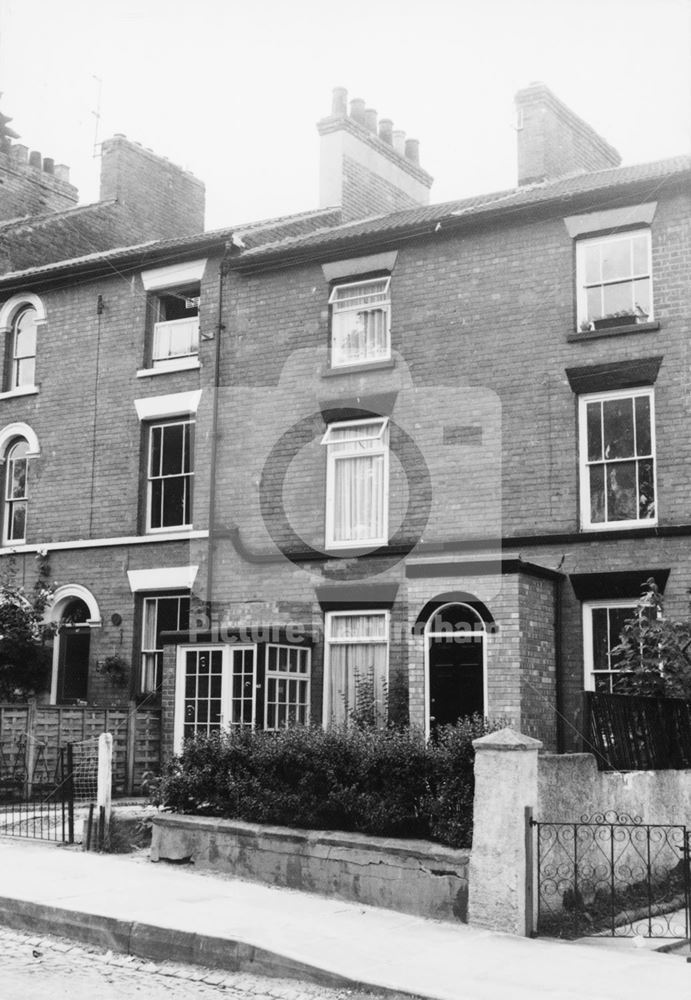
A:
[57,629,90,703]
[429,637,484,728]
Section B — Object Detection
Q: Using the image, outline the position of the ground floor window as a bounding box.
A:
[174,642,311,749]
[324,611,389,726]
[582,600,637,692]
[140,594,190,694]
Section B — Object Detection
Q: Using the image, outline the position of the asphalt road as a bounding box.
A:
[0,925,394,1000]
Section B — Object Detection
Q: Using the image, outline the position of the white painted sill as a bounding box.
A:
[0,386,39,401]
[136,359,201,378]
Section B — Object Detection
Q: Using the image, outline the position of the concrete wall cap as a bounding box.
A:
[472,726,543,751]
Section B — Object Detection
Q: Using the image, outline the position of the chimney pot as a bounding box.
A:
[332,87,348,116]
[405,138,420,165]
[379,119,393,145]
[28,150,41,168]
[54,164,70,183]
[11,144,28,164]
[349,98,366,126]
[365,108,377,133]
[42,157,54,174]
[392,129,406,156]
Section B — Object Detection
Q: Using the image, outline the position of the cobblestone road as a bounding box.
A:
[0,926,395,1000]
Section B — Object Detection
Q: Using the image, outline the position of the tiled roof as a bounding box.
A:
[231,155,691,266]
[0,202,126,273]
[0,206,342,288]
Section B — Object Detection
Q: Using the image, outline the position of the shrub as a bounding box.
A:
[154,717,503,848]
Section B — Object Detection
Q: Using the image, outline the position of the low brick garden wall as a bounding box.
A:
[151,814,470,922]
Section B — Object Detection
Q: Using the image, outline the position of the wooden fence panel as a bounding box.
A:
[0,702,161,795]
[583,691,691,770]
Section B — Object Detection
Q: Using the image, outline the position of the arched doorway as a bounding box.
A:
[424,601,488,735]
[48,586,101,704]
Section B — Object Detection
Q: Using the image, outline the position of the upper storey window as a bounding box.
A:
[140,259,206,375]
[329,277,391,368]
[151,287,200,368]
[576,230,652,332]
[9,307,37,390]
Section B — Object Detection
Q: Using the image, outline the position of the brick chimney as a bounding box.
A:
[0,102,77,220]
[317,88,433,221]
[514,82,621,186]
[99,135,205,240]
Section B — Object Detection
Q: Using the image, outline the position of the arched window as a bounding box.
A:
[9,306,37,390]
[3,439,29,544]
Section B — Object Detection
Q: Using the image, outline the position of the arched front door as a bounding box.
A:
[425,602,486,733]
[56,598,91,703]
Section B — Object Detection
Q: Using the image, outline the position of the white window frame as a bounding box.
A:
[264,644,311,730]
[3,439,29,545]
[576,229,653,331]
[140,593,190,695]
[578,386,657,532]
[322,610,389,728]
[328,276,391,369]
[146,419,194,533]
[582,599,638,693]
[174,644,232,752]
[322,417,389,549]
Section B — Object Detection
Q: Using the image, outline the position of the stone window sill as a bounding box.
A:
[568,321,660,343]
[321,358,395,378]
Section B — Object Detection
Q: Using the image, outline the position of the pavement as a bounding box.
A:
[0,836,690,1000]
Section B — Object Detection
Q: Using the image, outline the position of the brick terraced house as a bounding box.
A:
[0,85,689,765]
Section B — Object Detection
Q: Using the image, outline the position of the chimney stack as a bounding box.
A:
[317,88,433,222]
[0,102,78,220]
[514,82,621,186]
[100,135,205,240]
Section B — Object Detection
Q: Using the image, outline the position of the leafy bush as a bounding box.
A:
[154,716,502,848]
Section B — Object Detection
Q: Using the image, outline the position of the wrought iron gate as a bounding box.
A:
[532,811,691,939]
[0,736,74,843]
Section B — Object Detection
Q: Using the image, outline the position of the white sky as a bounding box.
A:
[0,0,690,231]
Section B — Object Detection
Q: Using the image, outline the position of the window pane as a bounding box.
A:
[16,357,35,388]
[586,403,602,462]
[583,244,600,286]
[161,424,184,475]
[602,281,634,316]
[602,398,634,459]
[150,479,163,529]
[601,238,630,282]
[632,234,648,274]
[589,465,605,523]
[150,427,162,476]
[9,502,26,541]
[586,286,602,320]
[633,278,651,316]
[634,396,651,454]
[638,459,655,518]
[606,461,636,521]
[591,608,609,671]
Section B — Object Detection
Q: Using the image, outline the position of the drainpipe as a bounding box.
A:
[205,242,234,615]
[554,574,564,752]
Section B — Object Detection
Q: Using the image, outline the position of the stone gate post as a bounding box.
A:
[468,727,542,935]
